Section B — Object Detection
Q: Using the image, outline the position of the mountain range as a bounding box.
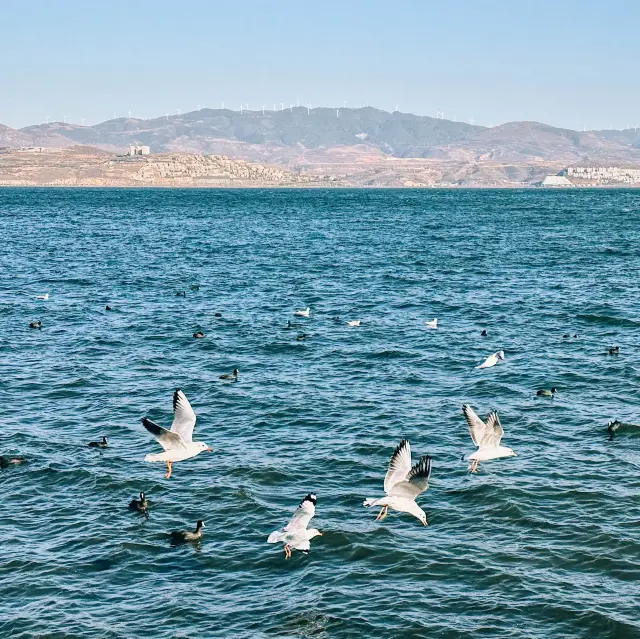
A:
[3,108,640,167]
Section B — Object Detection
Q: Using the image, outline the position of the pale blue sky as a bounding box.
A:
[1,0,638,130]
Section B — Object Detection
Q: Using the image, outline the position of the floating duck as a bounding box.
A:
[190,284,200,291]
[176,291,186,297]
[220,368,239,381]
[214,312,222,317]
[170,520,204,544]
[425,319,438,329]
[536,388,557,397]
[608,346,620,355]
[607,420,640,441]
[296,333,308,341]
[295,307,310,317]
[481,329,487,337]
[128,492,148,513]
[193,331,205,339]
[88,436,108,448]
[105,305,112,311]
[29,320,42,329]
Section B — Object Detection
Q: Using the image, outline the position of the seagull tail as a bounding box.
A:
[144,453,165,462]
[267,530,285,544]
[363,498,381,508]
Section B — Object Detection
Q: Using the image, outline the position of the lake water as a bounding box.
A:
[1,188,639,638]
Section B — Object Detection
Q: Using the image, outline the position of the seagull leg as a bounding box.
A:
[376,506,388,521]
[284,544,291,559]
[165,461,172,479]
[469,459,479,473]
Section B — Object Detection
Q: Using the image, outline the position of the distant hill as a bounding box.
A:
[4,108,640,168]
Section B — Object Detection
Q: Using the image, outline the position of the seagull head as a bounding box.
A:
[505,447,517,457]
[497,350,505,360]
[418,511,428,526]
[195,441,213,452]
[308,528,323,539]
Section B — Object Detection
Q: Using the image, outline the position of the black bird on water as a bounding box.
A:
[176,291,186,297]
[29,320,42,329]
[129,492,148,513]
[220,368,239,381]
[170,520,204,544]
[105,305,112,311]
[193,331,206,338]
[536,388,557,398]
[607,420,640,440]
[608,346,620,355]
[481,329,487,337]
[88,436,108,449]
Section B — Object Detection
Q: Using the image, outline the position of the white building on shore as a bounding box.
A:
[567,166,640,184]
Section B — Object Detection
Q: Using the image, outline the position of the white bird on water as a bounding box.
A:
[267,493,322,559]
[462,404,516,473]
[294,307,310,317]
[141,389,212,479]
[36,293,49,300]
[477,350,505,369]
[363,439,433,526]
[425,318,438,329]
[346,320,361,327]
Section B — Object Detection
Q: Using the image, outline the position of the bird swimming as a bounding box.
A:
[425,318,438,329]
[190,284,200,291]
[296,333,308,341]
[477,350,505,369]
[295,307,310,317]
[214,312,222,317]
[193,331,205,338]
[170,520,204,544]
[363,439,432,526]
[129,492,148,513]
[88,436,108,448]
[608,346,620,355]
[29,320,42,329]
[481,329,487,336]
[606,420,640,441]
[0,456,26,469]
[346,320,361,327]
[462,404,516,473]
[36,293,49,300]
[536,388,557,397]
[142,389,212,479]
[176,291,186,297]
[219,368,239,381]
[105,305,112,311]
[267,494,322,559]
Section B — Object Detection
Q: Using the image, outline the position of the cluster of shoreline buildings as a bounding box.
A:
[543,166,640,187]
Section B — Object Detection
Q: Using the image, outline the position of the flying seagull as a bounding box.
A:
[267,493,322,559]
[141,389,212,479]
[462,404,516,472]
[363,440,432,526]
[477,350,505,369]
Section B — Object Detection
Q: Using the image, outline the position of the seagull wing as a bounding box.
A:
[170,389,197,442]
[384,439,413,494]
[389,455,432,499]
[283,494,316,532]
[484,411,504,447]
[462,404,488,447]
[142,417,185,451]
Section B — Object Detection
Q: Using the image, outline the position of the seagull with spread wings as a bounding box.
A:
[267,493,322,559]
[363,440,432,526]
[141,389,212,479]
[462,404,516,473]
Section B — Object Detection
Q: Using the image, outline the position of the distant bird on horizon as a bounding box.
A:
[346,320,361,327]
[220,368,239,381]
[363,439,432,526]
[537,388,557,398]
[170,520,205,544]
[129,492,148,513]
[477,350,505,369]
[267,494,322,559]
[295,307,310,317]
[462,404,516,473]
[142,389,212,479]
[425,318,438,329]
[36,293,49,301]
[88,436,108,448]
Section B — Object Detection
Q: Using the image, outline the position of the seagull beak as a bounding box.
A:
[318,532,323,536]
[206,447,213,452]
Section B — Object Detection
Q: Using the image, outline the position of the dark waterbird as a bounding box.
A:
[220,368,239,381]
[176,291,186,297]
[190,284,200,291]
[88,436,108,448]
[0,455,26,469]
[29,320,42,329]
[193,331,206,338]
[536,388,557,397]
[170,520,204,544]
[214,312,222,317]
[128,492,148,513]
[607,420,640,440]
[105,305,112,311]
[481,329,487,336]
[563,333,578,338]
[296,333,308,341]
[608,346,620,355]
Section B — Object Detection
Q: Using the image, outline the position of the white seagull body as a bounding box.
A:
[477,350,505,369]
[363,439,432,525]
[425,318,438,329]
[36,293,49,300]
[142,389,211,478]
[294,307,310,317]
[462,404,516,472]
[346,320,361,327]
[267,493,322,558]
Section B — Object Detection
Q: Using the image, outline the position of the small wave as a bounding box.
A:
[577,314,640,327]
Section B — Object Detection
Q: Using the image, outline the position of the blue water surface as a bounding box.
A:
[1,188,640,639]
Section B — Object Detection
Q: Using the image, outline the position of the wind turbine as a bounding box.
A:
[128,109,132,118]
[221,100,224,109]
[273,103,276,111]
[45,115,50,124]
[81,118,86,126]
[63,115,67,123]
[262,104,266,114]
[336,109,339,118]
[177,108,181,115]
[281,102,284,111]
[289,103,293,111]
[240,104,243,114]
[307,101,311,115]
[165,113,169,120]
[395,104,399,112]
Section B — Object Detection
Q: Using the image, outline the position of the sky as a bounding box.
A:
[1,0,639,130]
